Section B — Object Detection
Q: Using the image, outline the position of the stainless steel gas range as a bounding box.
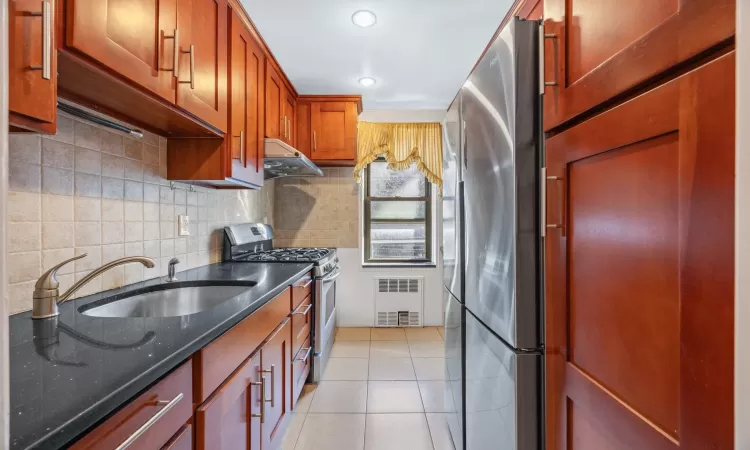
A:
[223,223,339,382]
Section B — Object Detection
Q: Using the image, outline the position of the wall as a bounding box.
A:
[737,1,749,447]
[6,110,274,314]
[273,168,358,248]
[275,109,445,326]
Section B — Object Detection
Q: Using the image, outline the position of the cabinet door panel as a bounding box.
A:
[265,62,282,139]
[176,0,227,132]
[162,424,192,450]
[542,0,734,130]
[544,52,734,450]
[9,0,57,131]
[228,8,264,187]
[261,319,291,450]
[310,102,357,160]
[196,352,262,450]
[66,0,176,101]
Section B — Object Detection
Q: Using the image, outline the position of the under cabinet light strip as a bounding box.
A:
[57,102,144,139]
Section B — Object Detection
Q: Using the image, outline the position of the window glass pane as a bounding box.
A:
[371,201,426,220]
[369,162,426,197]
[370,223,427,260]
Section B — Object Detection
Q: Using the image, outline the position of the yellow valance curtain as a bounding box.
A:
[354,122,443,191]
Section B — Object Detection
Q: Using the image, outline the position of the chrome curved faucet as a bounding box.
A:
[32,254,155,319]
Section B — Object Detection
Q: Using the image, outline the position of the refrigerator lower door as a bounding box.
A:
[465,311,540,450]
[445,288,464,450]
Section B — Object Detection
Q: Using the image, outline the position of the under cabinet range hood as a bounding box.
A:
[264,138,324,179]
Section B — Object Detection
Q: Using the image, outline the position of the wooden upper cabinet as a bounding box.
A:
[196,351,262,450]
[175,0,228,132]
[65,0,177,102]
[544,52,734,450]
[261,319,291,450]
[542,0,735,130]
[310,101,358,161]
[228,7,265,188]
[9,0,57,133]
[265,61,283,140]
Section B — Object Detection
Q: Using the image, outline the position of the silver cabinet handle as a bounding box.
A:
[261,365,275,407]
[294,346,312,362]
[178,45,195,89]
[29,0,51,80]
[294,278,313,289]
[232,131,244,161]
[250,379,265,423]
[160,29,179,77]
[292,303,313,316]
[545,174,564,232]
[313,131,317,151]
[542,27,558,88]
[115,393,183,450]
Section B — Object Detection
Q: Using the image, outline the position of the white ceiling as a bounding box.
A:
[241,0,515,111]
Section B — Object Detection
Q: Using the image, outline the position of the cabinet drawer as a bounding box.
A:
[72,360,193,450]
[291,272,313,311]
[291,294,312,356]
[161,423,192,450]
[291,334,312,409]
[195,288,291,402]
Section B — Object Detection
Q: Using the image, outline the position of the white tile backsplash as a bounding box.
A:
[7,110,274,314]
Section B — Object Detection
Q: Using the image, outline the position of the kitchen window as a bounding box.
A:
[362,160,436,265]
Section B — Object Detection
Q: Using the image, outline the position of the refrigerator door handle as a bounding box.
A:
[541,167,547,237]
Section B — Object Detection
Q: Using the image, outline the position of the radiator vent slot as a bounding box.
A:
[374,277,424,327]
[378,278,420,293]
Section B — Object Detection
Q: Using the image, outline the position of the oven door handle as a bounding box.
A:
[320,267,341,282]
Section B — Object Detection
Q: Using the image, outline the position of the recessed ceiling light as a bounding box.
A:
[358,77,376,87]
[352,10,377,28]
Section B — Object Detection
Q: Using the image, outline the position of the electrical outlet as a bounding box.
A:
[178,215,190,236]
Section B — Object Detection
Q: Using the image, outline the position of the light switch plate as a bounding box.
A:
[178,215,190,236]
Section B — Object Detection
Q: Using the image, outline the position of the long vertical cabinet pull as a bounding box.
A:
[160,29,179,77]
[540,22,558,89]
[29,0,51,80]
[178,45,195,89]
[261,365,275,407]
[313,131,317,151]
[250,378,264,423]
[545,171,564,233]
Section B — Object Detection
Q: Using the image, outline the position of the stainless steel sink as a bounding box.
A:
[78,281,256,318]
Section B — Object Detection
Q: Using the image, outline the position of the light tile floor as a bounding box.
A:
[281,326,455,450]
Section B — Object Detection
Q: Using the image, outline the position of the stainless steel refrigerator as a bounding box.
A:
[442,17,543,450]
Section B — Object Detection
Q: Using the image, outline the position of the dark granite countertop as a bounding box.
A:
[9,261,314,450]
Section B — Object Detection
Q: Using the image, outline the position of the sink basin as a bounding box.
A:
[78,280,257,318]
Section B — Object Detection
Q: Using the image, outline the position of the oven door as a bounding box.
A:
[313,266,340,381]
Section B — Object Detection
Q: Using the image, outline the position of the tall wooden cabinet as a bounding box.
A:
[265,61,284,141]
[9,0,57,133]
[541,0,736,447]
[545,52,734,450]
[542,0,734,130]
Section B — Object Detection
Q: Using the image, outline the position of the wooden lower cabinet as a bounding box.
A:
[544,52,735,449]
[71,360,193,450]
[261,319,292,450]
[291,334,312,410]
[162,424,193,450]
[196,351,262,450]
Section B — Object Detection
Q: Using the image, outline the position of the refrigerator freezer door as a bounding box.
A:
[443,97,463,300]
[445,288,464,450]
[465,311,540,450]
[461,18,541,349]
